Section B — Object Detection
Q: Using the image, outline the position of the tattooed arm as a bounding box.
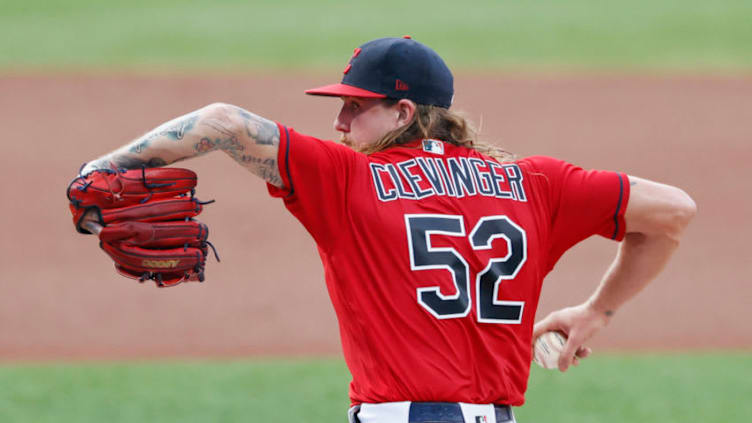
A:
[82,103,284,188]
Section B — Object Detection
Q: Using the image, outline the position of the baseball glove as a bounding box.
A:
[67,165,219,287]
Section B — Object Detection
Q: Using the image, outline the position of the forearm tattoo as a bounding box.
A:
[128,115,198,154]
[238,108,277,145]
[84,105,283,187]
[84,113,201,173]
[194,105,283,187]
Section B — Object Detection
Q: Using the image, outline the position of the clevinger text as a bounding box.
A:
[370,157,527,202]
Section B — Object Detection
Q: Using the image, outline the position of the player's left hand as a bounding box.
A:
[67,165,218,287]
[532,302,611,372]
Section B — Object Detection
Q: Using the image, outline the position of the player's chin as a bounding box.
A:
[340,135,361,151]
[340,135,374,154]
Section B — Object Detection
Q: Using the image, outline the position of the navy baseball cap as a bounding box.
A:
[305,36,454,108]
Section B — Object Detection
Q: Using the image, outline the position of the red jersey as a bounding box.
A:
[268,124,629,406]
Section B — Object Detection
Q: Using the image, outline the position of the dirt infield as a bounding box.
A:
[1,72,750,360]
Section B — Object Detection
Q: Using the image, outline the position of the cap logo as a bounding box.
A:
[395,79,409,91]
[343,48,362,74]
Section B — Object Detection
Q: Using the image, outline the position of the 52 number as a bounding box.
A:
[405,215,527,324]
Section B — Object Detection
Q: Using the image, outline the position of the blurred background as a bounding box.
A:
[1,0,751,422]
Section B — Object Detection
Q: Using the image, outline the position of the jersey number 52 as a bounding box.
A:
[405,214,527,324]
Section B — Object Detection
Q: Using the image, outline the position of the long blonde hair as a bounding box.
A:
[359,100,515,162]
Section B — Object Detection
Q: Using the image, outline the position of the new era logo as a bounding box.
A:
[395,79,409,91]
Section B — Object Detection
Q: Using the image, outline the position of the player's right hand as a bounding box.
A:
[532,302,610,372]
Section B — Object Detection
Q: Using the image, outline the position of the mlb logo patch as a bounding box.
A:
[422,139,444,155]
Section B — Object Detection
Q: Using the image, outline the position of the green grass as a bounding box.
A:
[1,353,750,423]
[0,358,351,423]
[2,0,752,70]
[519,353,752,423]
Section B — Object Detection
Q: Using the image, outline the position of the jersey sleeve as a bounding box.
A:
[267,123,361,248]
[524,156,630,270]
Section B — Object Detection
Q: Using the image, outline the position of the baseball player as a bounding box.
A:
[77,37,696,422]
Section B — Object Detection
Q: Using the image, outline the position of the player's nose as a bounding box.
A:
[334,112,350,132]
[334,108,350,133]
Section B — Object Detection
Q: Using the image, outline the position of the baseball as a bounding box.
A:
[533,331,567,369]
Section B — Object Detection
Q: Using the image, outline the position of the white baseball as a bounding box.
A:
[533,331,567,370]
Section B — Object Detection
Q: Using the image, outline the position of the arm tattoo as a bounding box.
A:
[239,153,283,187]
[84,105,283,187]
[194,136,245,155]
[85,156,167,172]
[166,115,198,140]
[193,131,283,187]
[199,106,283,187]
[238,108,278,145]
[129,139,151,154]
[128,114,199,155]
[85,113,201,173]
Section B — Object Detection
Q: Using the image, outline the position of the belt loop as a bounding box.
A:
[494,404,515,423]
[348,404,361,423]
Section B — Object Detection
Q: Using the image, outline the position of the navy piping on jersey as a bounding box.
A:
[611,173,625,239]
[282,125,294,198]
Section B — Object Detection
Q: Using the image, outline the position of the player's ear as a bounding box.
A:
[395,99,416,127]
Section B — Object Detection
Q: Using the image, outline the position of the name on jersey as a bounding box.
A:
[369,157,527,202]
